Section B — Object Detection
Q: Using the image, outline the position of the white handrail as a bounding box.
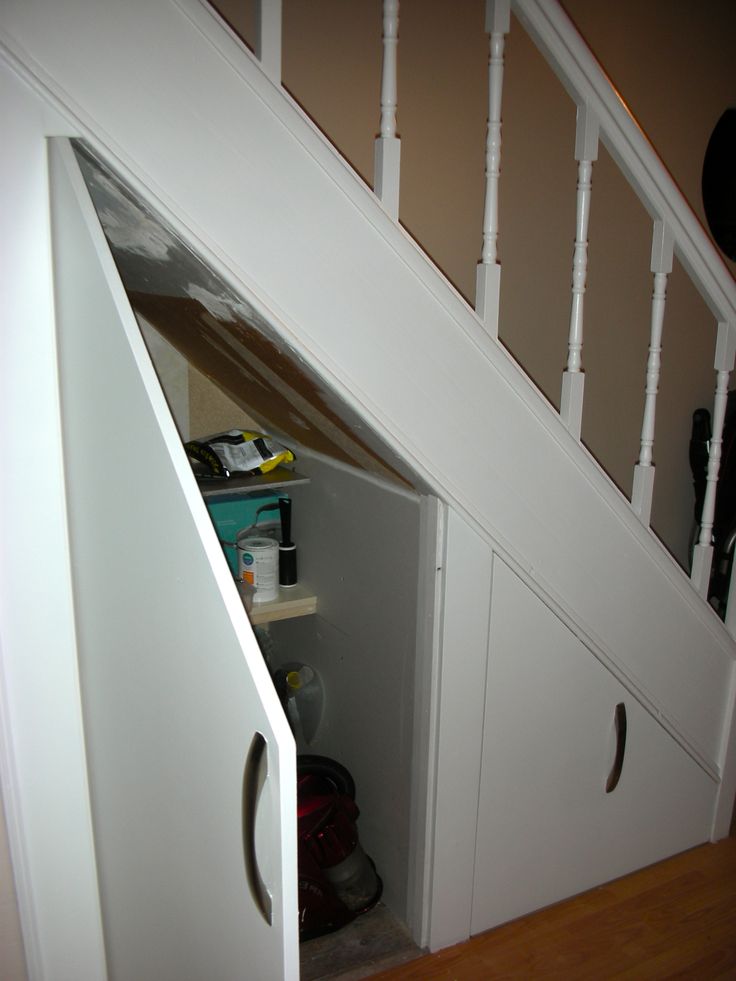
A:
[511,0,736,327]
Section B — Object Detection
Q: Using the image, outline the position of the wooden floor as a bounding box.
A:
[369,838,736,980]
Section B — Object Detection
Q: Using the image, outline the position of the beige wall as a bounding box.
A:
[211,0,735,566]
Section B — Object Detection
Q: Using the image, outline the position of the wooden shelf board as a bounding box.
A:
[248,583,317,625]
[198,467,310,498]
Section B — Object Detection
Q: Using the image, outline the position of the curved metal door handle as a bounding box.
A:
[605,702,627,793]
[242,731,273,925]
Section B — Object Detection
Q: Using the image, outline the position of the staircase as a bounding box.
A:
[223,0,736,623]
[200,0,736,819]
[2,0,736,970]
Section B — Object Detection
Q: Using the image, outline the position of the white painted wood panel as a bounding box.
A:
[471,557,717,933]
[49,137,298,980]
[426,509,493,951]
[407,495,445,947]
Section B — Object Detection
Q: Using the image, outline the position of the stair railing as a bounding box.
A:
[507,0,736,639]
[249,0,736,635]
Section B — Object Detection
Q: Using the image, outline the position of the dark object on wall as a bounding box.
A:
[702,108,736,261]
[689,408,711,524]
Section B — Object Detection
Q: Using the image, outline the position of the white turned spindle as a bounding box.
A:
[631,221,674,526]
[691,322,736,598]
[255,0,282,84]
[560,104,599,441]
[374,0,401,218]
[475,0,510,337]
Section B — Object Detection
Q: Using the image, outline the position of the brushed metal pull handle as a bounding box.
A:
[242,731,273,924]
[605,702,627,793]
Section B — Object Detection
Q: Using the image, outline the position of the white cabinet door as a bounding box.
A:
[49,138,298,980]
[471,558,716,935]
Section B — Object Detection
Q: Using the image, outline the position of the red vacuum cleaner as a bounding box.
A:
[296,755,382,941]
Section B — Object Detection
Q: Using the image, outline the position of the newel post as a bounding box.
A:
[374,0,401,218]
[475,0,510,338]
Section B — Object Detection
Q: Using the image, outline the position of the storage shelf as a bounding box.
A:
[199,467,316,624]
[198,466,310,498]
[248,583,317,626]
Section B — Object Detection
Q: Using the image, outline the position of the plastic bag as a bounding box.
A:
[186,430,295,477]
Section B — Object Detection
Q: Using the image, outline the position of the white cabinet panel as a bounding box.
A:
[472,558,717,934]
[49,138,298,980]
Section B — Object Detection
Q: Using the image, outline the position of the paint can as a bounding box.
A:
[237,536,279,603]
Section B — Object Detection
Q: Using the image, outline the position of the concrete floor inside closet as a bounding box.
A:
[300,903,422,980]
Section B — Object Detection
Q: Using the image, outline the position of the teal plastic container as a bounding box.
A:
[205,491,284,575]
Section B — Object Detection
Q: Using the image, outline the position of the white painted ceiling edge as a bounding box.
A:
[0,0,733,771]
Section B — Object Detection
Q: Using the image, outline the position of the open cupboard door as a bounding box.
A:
[48,137,299,980]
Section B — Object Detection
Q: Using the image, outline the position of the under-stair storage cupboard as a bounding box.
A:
[199,447,432,930]
[5,21,732,974]
[4,2,736,978]
[248,453,427,914]
[471,558,717,935]
[44,124,723,979]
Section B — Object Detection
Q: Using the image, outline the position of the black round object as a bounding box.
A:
[702,108,736,261]
[297,755,356,800]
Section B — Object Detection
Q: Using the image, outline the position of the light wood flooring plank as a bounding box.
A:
[370,839,736,980]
